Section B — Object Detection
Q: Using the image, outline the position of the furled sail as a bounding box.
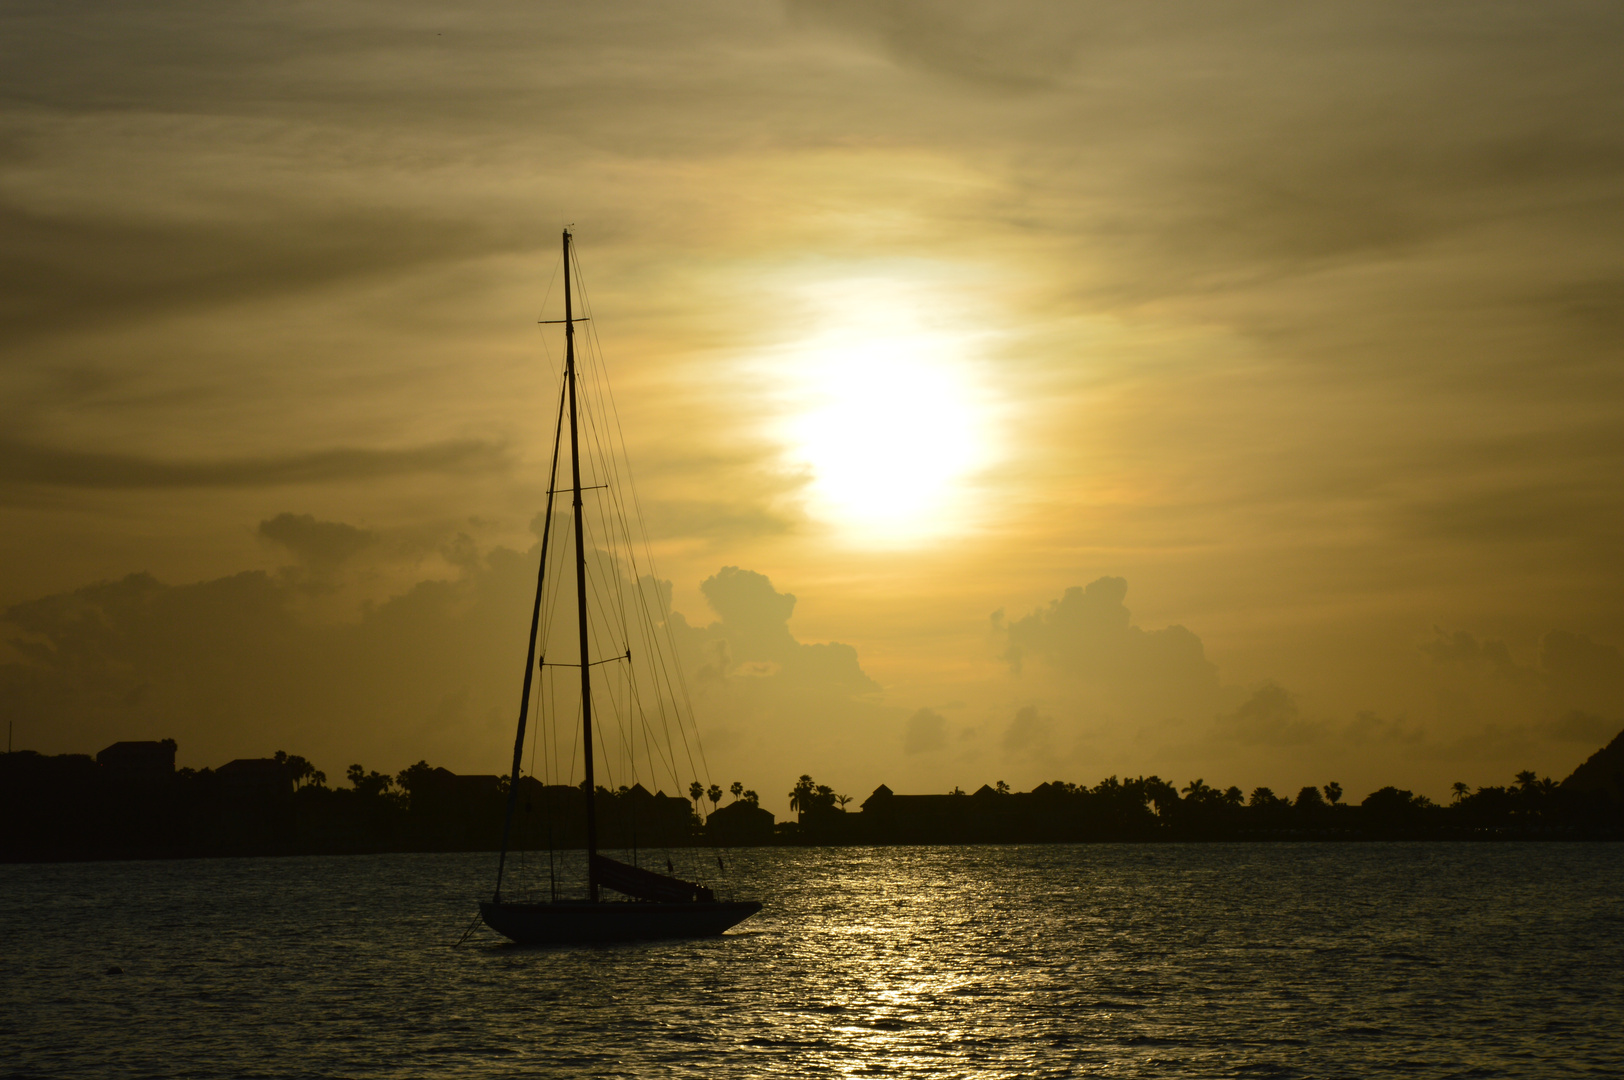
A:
[592,854,716,904]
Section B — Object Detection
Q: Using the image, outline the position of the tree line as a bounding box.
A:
[4,734,1620,861]
[781,766,1624,843]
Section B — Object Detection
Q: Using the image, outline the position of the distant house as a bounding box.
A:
[704,800,775,845]
[96,740,176,784]
[860,784,974,821]
[859,784,982,841]
[410,767,502,816]
[216,758,290,799]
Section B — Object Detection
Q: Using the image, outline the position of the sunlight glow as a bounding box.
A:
[768,277,1000,545]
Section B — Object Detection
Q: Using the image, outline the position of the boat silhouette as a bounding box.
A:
[479,229,761,944]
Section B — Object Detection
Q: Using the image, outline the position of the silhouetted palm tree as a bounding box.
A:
[707,784,722,812]
[789,775,816,817]
[730,781,743,803]
[1323,781,1343,805]
[1451,781,1470,804]
[688,780,704,819]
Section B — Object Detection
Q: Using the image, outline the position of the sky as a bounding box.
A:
[3,1,1623,814]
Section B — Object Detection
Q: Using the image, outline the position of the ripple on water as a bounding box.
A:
[2,844,1622,1077]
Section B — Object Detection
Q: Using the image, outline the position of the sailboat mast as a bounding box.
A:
[564,228,600,903]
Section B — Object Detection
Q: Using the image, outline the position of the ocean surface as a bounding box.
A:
[2,843,1620,1078]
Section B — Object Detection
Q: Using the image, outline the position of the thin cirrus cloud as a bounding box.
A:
[0,437,506,490]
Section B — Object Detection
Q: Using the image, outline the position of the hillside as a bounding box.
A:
[1563,727,1624,795]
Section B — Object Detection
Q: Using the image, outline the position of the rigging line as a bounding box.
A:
[582,347,634,627]
[518,656,545,891]
[576,492,635,690]
[607,653,639,795]
[573,352,632,657]
[539,502,572,660]
[492,366,568,903]
[526,653,544,778]
[619,648,683,788]
[631,647,652,796]
[615,624,668,768]
[637,635,656,796]
[450,909,484,949]
[591,672,619,797]
[626,564,690,780]
[539,456,581,666]
[568,295,701,798]
[532,371,571,663]
[570,249,714,816]
[538,664,558,901]
[585,454,683,795]
[567,694,581,797]
[579,552,628,687]
[573,270,712,793]
[534,252,562,385]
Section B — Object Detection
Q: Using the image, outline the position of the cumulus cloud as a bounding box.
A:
[1424,625,1624,715]
[997,577,1220,713]
[1342,709,1425,748]
[1002,704,1054,760]
[258,512,375,570]
[1420,628,1530,680]
[903,706,947,754]
[1216,682,1320,748]
[677,567,877,693]
[0,525,884,809]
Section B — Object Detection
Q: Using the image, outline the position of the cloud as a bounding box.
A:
[998,577,1219,709]
[1216,682,1322,748]
[258,512,375,570]
[788,0,1098,88]
[0,203,521,342]
[1541,631,1624,708]
[1546,709,1619,744]
[1423,625,1624,714]
[682,567,877,692]
[1002,704,1053,759]
[903,706,947,754]
[1342,709,1425,748]
[0,437,506,490]
[0,527,883,805]
[1420,628,1529,680]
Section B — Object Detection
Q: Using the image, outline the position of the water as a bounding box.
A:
[3,844,1620,1078]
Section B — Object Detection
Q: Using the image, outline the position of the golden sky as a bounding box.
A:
[3,1,1622,812]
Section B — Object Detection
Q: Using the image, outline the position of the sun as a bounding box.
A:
[765,276,999,545]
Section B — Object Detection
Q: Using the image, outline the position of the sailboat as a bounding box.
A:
[478,229,762,945]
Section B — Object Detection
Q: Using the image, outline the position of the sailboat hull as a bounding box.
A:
[479,899,762,944]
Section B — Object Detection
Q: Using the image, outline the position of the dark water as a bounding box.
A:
[2,844,1621,1078]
